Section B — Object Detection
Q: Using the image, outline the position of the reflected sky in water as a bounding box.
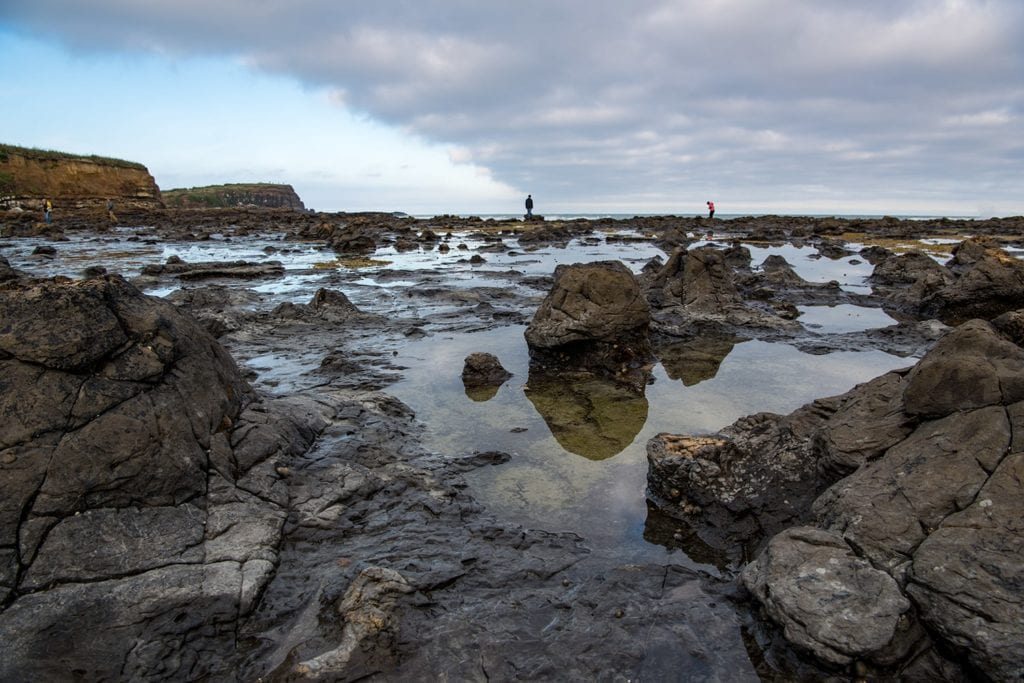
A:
[387,324,912,571]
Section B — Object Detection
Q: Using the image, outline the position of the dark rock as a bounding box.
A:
[0,257,20,282]
[461,352,512,388]
[525,260,653,391]
[141,258,285,280]
[0,275,334,681]
[31,245,56,256]
[902,319,1024,417]
[920,240,1024,324]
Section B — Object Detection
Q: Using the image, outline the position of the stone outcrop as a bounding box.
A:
[644,247,800,334]
[648,318,1024,679]
[872,239,1024,325]
[141,255,285,280]
[162,183,306,210]
[0,144,162,210]
[525,260,653,391]
[0,275,331,681]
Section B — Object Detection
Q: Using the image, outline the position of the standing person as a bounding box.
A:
[525,194,534,218]
[706,200,715,219]
[106,198,117,223]
[44,198,52,224]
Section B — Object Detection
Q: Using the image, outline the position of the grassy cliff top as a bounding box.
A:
[164,183,295,193]
[0,143,148,170]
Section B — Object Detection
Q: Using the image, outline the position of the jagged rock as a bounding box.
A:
[461,352,512,388]
[921,240,1024,323]
[525,260,653,391]
[741,526,911,666]
[0,275,333,680]
[907,451,1024,682]
[328,224,377,254]
[870,250,951,287]
[645,247,800,332]
[524,261,651,342]
[652,317,1024,678]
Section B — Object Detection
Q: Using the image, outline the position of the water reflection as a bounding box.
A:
[464,383,500,402]
[524,370,649,460]
[655,333,742,386]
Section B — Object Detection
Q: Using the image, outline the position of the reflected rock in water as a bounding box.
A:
[525,370,648,460]
[655,333,740,386]
[642,500,732,571]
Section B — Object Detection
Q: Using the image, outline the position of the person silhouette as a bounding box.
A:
[525,194,534,218]
[706,200,715,219]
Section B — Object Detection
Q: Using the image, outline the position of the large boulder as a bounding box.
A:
[741,526,911,666]
[525,260,649,348]
[0,275,330,681]
[525,260,653,391]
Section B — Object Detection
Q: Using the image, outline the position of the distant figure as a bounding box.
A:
[106,198,117,223]
[43,198,52,224]
[706,200,715,219]
[525,194,534,218]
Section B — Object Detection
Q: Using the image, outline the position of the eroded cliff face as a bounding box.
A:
[162,183,306,210]
[0,146,163,210]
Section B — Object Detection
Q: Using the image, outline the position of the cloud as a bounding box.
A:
[2,0,1023,213]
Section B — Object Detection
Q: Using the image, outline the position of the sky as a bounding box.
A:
[1,0,1022,217]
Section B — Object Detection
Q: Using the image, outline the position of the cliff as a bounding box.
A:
[162,183,306,210]
[0,144,163,210]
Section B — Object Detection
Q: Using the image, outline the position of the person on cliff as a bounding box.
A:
[706,200,715,219]
[106,199,117,224]
[43,199,52,224]
[525,194,534,218]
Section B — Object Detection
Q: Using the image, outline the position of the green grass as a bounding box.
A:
[0,143,147,170]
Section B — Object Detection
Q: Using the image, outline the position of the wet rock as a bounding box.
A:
[31,244,56,257]
[902,318,1024,417]
[741,526,911,666]
[645,247,799,333]
[0,256,20,282]
[646,402,835,562]
[82,265,108,278]
[525,260,653,391]
[141,256,285,280]
[870,250,949,287]
[294,566,413,679]
[907,452,1024,682]
[0,275,334,680]
[461,352,512,388]
[921,239,1024,324]
[327,223,377,254]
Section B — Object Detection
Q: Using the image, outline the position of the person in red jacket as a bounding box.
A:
[706,200,715,219]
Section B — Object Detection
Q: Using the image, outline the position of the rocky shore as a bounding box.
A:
[2,206,1023,681]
